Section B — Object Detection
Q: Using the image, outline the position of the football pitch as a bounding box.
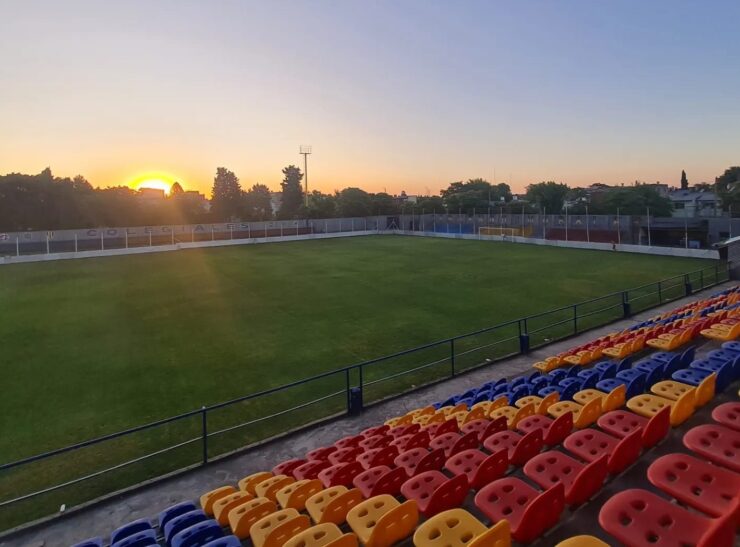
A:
[0,235,715,528]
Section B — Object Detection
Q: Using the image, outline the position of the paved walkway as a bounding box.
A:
[2,282,735,547]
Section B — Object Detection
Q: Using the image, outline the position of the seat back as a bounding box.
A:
[537,391,560,414]
[511,403,535,429]
[545,411,573,446]
[607,429,642,474]
[574,398,602,429]
[510,429,544,466]
[229,498,277,540]
[307,487,363,526]
[601,384,625,412]
[283,523,357,547]
[670,389,696,426]
[694,372,716,407]
[172,519,223,547]
[517,484,566,543]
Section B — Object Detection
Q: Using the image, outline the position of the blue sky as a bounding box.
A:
[1,0,738,194]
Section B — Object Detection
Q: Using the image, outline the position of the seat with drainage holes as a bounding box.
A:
[71,539,103,547]
[201,536,243,547]
[547,397,602,429]
[171,519,223,547]
[597,407,670,449]
[255,474,295,500]
[274,459,308,477]
[318,462,364,488]
[400,470,469,517]
[596,373,645,400]
[305,486,363,525]
[212,491,253,526]
[461,416,508,442]
[598,488,737,547]
[444,448,509,490]
[283,523,359,547]
[412,508,511,547]
[514,391,559,415]
[352,466,407,498]
[295,460,333,480]
[483,429,543,467]
[647,453,740,521]
[329,447,364,465]
[572,385,625,413]
[563,428,642,474]
[683,423,740,472]
[390,431,429,452]
[429,431,479,458]
[110,519,153,546]
[712,402,740,431]
[425,418,460,438]
[276,479,324,511]
[690,360,735,391]
[159,501,198,531]
[359,434,391,451]
[389,424,420,438]
[489,402,535,429]
[394,448,446,478]
[164,510,208,545]
[110,530,156,547]
[239,472,273,494]
[554,536,609,547]
[516,411,573,447]
[523,451,608,506]
[474,479,565,544]
[228,498,277,540]
[356,446,399,470]
[345,494,419,547]
[200,486,237,516]
[249,508,311,547]
[626,389,695,427]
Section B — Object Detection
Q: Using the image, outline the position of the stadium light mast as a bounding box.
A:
[300,145,312,206]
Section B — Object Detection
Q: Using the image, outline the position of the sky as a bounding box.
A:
[1,1,739,196]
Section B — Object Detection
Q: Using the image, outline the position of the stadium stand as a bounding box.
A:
[71,286,740,547]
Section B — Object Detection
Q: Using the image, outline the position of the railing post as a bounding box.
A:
[450,339,456,377]
[715,264,719,284]
[657,281,662,303]
[519,319,530,354]
[201,406,208,464]
[573,305,578,334]
[684,274,692,296]
[622,291,631,318]
[345,369,351,413]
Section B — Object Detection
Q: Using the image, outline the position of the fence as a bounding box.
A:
[0,262,732,533]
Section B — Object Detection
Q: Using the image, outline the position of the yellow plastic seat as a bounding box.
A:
[200,485,237,516]
[306,486,364,525]
[239,471,274,494]
[462,406,487,424]
[228,497,277,540]
[276,479,324,511]
[532,356,564,372]
[283,523,359,547]
[626,390,695,427]
[417,413,445,426]
[602,339,634,358]
[651,373,715,408]
[346,494,418,547]
[250,508,311,547]
[547,397,601,428]
[563,348,600,366]
[385,414,413,427]
[438,403,468,416]
[489,402,535,429]
[412,508,511,547]
[213,491,253,526]
[573,385,625,413]
[255,475,295,501]
[515,391,559,414]
[555,536,610,546]
[701,322,740,341]
[406,406,435,418]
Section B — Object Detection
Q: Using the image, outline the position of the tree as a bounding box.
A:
[680,170,688,190]
[336,187,372,217]
[210,167,243,221]
[243,183,273,220]
[415,195,445,213]
[370,192,399,215]
[170,181,184,195]
[525,181,569,213]
[715,166,740,211]
[440,179,511,213]
[306,191,336,218]
[591,186,673,217]
[278,165,304,219]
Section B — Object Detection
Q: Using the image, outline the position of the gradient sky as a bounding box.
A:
[2,1,739,196]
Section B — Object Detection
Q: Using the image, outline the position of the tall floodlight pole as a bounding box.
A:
[300,145,312,206]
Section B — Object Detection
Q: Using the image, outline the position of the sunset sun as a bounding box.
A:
[130,173,178,195]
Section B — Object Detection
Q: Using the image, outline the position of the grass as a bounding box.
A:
[0,235,717,530]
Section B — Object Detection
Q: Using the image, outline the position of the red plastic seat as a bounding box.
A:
[474,478,565,543]
[352,465,407,498]
[444,448,508,490]
[683,424,740,472]
[599,488,737,547]
[597,406,670,449]
[425,419,460,438]
[361,425,389,438]
[429,431,479,458]
[306,446,337,462]
[293,459,332,480]
[334,435,364,449]
[563,429,642,474]
[388,424,420,438]
[524,450,608,506]
[358,434,391,451]
[273,459,307,477]
[461,416,508,442]
[712,402,740,432]
[328,447,363,465]
[390,431,430,452]
[318,462,364,488]
[394,448,446,478]
[516,412,573,446]
[482,429,543,466]
[647,453,740,520]
[400,470,469,517]
[356,446,399,470]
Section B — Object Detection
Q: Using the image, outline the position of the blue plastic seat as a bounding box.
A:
[672,367,714,387]
[558,377,581,389]
[597,373,645,399]
[565,366,581,378]
[501,385,530,403]
[112,530,157,547]
[159,501,198,530]
[548,370,568,382]
[526,371,542,382]
[707,349,736,362]
[164,510,207,545]
[689,360,734,391]
[460,388,478,400]
[537,386,560,398]
[473,389,493,404]
[635,360,667,380]
[492,383,511,397]
[615,356,633,372]
[577,368,602,382]
[172,520,223,547]
[720,341,740,353]
[72,539,103,547]
[456,397,475,408]
[529,376,551,390]
[202,536,242,547]
[509,377,529,389]
[111,519,153,546]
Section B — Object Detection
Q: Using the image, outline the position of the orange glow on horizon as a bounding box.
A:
[128,172,181,195]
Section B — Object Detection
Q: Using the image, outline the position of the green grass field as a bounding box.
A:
[0,235,717,529]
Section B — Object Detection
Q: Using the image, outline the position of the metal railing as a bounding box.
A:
[0,261,732,532]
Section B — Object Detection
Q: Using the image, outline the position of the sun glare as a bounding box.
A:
[129,172,178,195]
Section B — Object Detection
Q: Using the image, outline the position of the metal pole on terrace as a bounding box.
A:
[125,230,129,248]
[16,237,19,256]
[421,209,424,231]
[586,205,590,242]
[647,207,651,247]
[46,233,50,254]
[617,208,621,244]
[100,232,104,251]
[685,214,689,249]
[74,234,77,253]
[500,206,503,234]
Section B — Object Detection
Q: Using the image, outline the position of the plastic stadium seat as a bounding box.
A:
[712,402,740,431]
[394,448,446,477]
[572,385,625,413]
[201,536,242,547]
[515,390,559,414]
[200,485,237,516]
[474,479,565,543]
[524,451,608,506]
[249,508,311,547]
[305,486,363,525]
[388,423,420,438]
[657,372,716,407]
[483,429,543,466]
[239,471,273,494]
[425,418,460,438]
[110,530,157,547]
[461,416,508,442]
[547,397,602,429]
[110,519,153,545]
[690,359,735,391]
[213,491,253,526]
[564,428,642,474]
[164,510,208,545]
[412,508,511,547]
[597,407,670,449]
[228,498,277,540]
[329,447,364,465]
[516,411,573,446]
[72,539,103,547]
[596,374,644,400]
[318,462,364,488]
[358,434,390,451]
[346,495,419,547]
[356,446,399,470]
[489,402,535,429]
[390,430,430,452]
[274,458,308,477]
[599,489,737,547]
[647,453,740,520]
[284,523,359,547]
[384,414,413,428]
[276,479,324,511]
[400,470,468,517]
[334,434,364,449]
[445,448,508,490]
[159,501,198,530]
[429,431,479,457]
[294,459,333,480]
[683,424,740,472]
[172,520,223,547]
[626,389,695,427]
[255,474,295,500]
[361,425,390,438]
[352,466,406,498]
[555,536,609,547]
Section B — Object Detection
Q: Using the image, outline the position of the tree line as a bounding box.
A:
[1,165,738,231]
